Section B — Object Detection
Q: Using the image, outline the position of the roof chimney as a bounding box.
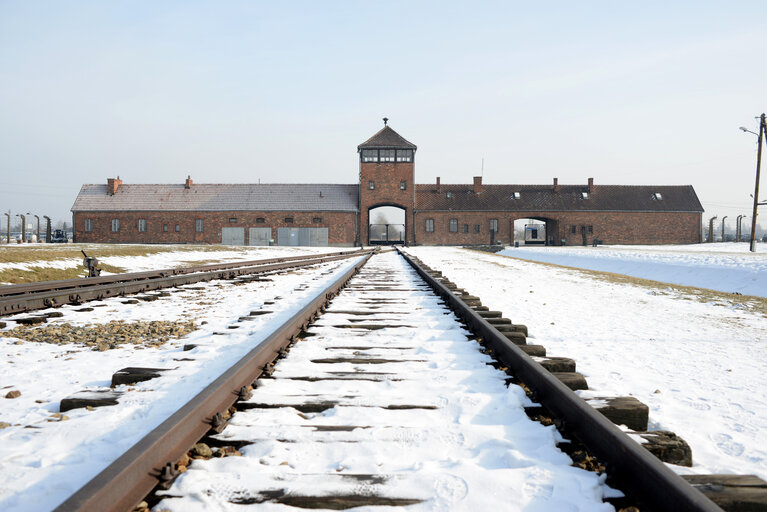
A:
[553,177,559,193]
[473,176,482,194]
[588,177,594,194]
[436,177,441,193]
[107,176,123,196]
[185,175,193,189]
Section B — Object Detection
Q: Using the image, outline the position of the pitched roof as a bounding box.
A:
[415,184,703,212]
[71,184,359,212]
[357,126,417,151]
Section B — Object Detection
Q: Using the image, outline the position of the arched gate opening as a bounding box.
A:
[368,205,406,245]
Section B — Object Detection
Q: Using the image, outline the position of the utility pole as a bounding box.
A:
[749,114,766,252]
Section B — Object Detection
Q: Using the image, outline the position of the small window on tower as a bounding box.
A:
[400,181,406,190]
[362,149,378,162]
[379,149,395,162]
[369,180,375,190]
[396,149,413,162]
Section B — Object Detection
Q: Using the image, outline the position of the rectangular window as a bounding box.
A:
[489,219,498,232]
[84,218,93,233]
[313,217,322,223]
[111,219,120,232]
[362,149,378,162]
[368,180,375,190]
[571,225,577,234]
[285,217,294,224]
[400,181,406,190]
[138,219,146,232]
[425,219,434,232]
[256,217,265,223]
[229,218,237,223]
[196,219,203,232]
[475,224,480,233]
[175,224,180,232]
[449,219,458,232]
[163,224,168,232]
[396,149,413,162]
[463,224,469,233]
[379,149,395,162]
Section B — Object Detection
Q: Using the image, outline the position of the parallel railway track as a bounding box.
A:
[3,248,730,510]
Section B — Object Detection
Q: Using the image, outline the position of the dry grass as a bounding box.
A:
[465,248,767,318]
[0,243,245,265]
[0,263,126,284]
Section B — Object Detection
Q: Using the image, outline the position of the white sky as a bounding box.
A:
[0,1,765,230]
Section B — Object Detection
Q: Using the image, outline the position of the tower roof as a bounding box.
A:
[357,125,417,151]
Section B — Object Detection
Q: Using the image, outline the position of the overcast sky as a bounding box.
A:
[1,1,765,230]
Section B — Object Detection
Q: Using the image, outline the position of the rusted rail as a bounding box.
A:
[52,250,374,512]
[0,249,369,316]
[397,248,721,512]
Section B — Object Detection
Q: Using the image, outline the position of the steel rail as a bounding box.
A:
[53,251,374,512]
[0,249,366,297]
[397,248,722,512]
[0,250,369,316]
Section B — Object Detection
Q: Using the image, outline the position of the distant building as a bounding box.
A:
[71,121,703,246]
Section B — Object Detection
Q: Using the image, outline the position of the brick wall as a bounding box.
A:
[359,161,415,244]
[413,210,702,246]
[73,211,357,245]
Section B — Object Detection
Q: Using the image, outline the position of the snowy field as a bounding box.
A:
[499,242,767,298]
[0,243,346,279]
[0,252,366,511]
[407,246,767,482]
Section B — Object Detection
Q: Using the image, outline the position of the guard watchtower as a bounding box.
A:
[357,118,417,245]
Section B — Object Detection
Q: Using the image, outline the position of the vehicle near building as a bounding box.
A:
[51,229,68,243]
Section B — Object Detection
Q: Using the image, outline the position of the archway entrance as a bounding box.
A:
[512,217,559,246]
[368,205,405,245]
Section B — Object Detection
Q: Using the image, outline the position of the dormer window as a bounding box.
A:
[362,149,378,162]
[652,192,663,200]
[512,192,521,199]
[446,191,452,199]
[581,192,589,199]
[379,149,395,162]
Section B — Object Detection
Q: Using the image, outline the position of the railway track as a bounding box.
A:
[37,248,732,511]
[0,249,369,316]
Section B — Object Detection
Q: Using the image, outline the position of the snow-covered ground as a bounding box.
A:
[156,251,613,511]
[0,244,346,276]
[0,253,366,511]
[499,242,767,298]
[407,246,767,482]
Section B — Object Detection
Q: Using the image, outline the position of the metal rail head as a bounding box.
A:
[396,248,721,512]
[52,250,374,512]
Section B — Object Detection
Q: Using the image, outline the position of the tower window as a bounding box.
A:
[397,149,413,162]
[362,149,378,162]
[369,180,375,190]
[379,149,395,162]
[400,181,406,190]
[425,219,434,232]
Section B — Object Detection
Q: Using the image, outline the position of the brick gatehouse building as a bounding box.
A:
[71,121,703,246]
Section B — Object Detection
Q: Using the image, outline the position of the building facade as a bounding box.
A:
[71,122,704,246]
